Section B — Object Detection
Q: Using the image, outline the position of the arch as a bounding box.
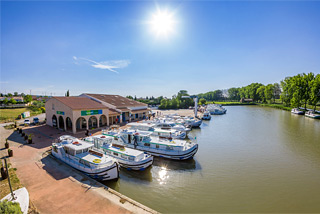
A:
[99,115,107,127]
[58,116,64,130]
[76,117,87,131]
[66,117,72,131]
[88,116,98,129]
[52,115,57,127]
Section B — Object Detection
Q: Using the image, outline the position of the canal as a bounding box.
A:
[104,106,320,213]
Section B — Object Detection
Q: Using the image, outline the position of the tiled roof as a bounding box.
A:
[84,94,148,108]
[53,97,107,110]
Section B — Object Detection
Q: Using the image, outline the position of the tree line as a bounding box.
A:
[126,72,320,110]
[198,72,320,110]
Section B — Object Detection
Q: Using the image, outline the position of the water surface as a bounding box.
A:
[104,106,320,213]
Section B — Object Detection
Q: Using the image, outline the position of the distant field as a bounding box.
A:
[0,108,42,123]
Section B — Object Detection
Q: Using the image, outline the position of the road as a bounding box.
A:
[0,113,46,127]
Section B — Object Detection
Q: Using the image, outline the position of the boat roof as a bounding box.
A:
[127,122,155,128]
[62,139,93,150]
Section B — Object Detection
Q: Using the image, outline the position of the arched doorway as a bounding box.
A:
[99,115,107,127]
[76,117,87,131]
[58,116,64,130]
[88,116,97,129]
[66,117,72,131]
[52,115,57,127]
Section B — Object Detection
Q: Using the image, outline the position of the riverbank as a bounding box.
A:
[0,125,157,214]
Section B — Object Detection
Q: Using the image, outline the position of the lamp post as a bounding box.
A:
[181,95,199,118]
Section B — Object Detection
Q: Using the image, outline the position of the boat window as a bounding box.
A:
[76,150,82,154]
[113,152,118,156]
[129,156,135,161]
[83,148,88,153]
[144,143,150,147]
[79,159,90,167]
[121,154,127,159]
[156,144,159,149]
[105,149,111,154]
[166,146,173,150]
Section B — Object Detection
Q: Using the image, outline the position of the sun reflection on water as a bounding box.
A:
[158,166,169,185]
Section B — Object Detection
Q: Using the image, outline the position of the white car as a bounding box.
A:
[24,119,31,125]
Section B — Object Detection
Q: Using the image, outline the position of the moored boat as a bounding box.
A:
[127,122,187,139]
[104,129,198,160]
[201,111,211,120]
[85,135,153,171]
[291,108,304,115]
[305,110,320,119]
[52,135,119,181]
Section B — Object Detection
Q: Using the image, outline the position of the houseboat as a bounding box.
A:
[291,108,304,115]
[52,135,119,181]
[127,122,186,139]
[84,135,153,170]
[305,111,320,119]
[104,130,198,160]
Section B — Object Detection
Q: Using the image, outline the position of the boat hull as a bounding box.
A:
[52,152,119,181]
[119,156,154,170]
[125,144,198,160]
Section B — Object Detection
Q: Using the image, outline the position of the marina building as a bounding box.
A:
[45,94,150,134]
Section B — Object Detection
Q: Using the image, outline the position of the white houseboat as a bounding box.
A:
[291,108,304,115]
[52,135,119,181]
[85,135,153,170]
[127,122,186,139]
[104,130,198,160]
[305,111,320,119]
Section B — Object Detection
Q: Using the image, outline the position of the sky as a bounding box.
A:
[1,0,320,97]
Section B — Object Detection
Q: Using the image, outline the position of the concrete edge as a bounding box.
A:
[43,150,159,214]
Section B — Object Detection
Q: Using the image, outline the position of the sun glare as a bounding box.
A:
[150,9,176,37]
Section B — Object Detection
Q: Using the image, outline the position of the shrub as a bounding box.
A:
[0,200,22,214]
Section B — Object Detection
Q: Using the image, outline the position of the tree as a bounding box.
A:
[302,72,315,109]
[24,95,32,103]
[291,74,305,108]
[199,98,207,105]
[65,90,70,97]
[257,85,266,103]
[3,98,9,105]
[280,77,293,106]
[9,98,17,105]
[14,92,18,96]
[7,93,13,97]
[264,84,274,103]
[228,88,240,101]
[126,95,133,100]
[273,83,281,102]
[310,74,320,111]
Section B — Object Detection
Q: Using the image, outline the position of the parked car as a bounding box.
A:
[33,117,39,124]
[24,119,30,125]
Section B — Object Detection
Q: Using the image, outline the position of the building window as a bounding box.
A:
[52,104,55,110]
[135,114,138,118]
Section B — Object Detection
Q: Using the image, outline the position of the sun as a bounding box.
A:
[150,9,176,37]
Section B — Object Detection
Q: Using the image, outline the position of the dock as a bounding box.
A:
[0,125,158,214]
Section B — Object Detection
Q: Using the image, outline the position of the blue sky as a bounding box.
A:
[1,1,320,97]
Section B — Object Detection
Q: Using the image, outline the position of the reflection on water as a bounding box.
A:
[104,106,320,213]
[153,156,200,171]
[157,167,169,185]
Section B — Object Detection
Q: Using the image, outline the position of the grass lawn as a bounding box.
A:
[0,161,23,199]
[0,108,42,123]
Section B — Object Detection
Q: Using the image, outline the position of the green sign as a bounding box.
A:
[81,109,102,116]
[57,111,65,115]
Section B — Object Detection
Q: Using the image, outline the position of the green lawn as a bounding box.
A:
[0,108,42,123]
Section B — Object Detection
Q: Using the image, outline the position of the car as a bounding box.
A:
[33,117,39,124]
[24,119,30,125]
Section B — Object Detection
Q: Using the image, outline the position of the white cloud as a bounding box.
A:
[73,56,130,73]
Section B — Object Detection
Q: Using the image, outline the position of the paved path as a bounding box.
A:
[0,125,156,214]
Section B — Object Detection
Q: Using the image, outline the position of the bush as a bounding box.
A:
[0,200,22,214]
